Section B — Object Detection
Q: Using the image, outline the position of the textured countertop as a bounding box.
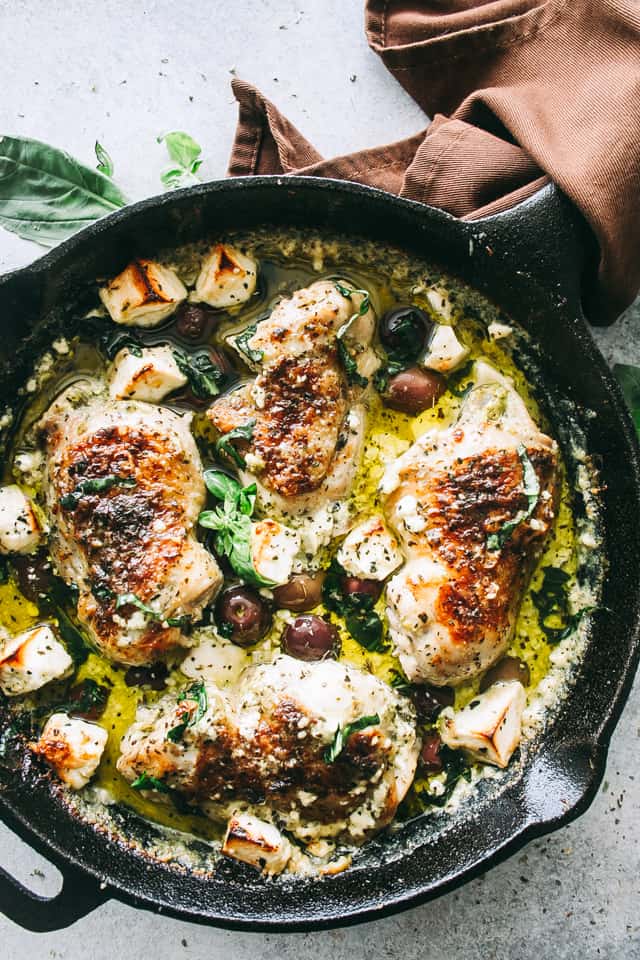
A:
[0,2,638,957]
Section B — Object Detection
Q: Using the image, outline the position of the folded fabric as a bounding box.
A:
[228,0,640,326]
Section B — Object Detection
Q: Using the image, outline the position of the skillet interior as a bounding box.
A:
[0,177,639,931]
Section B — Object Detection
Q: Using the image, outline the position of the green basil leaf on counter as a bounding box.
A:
[324,714,381,763]
[94,141,114,177]
[613,363,640,435]
[0,135,127,246]
[157,131,203,189]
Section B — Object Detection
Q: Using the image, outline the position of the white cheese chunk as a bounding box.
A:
[108,345,188,402]
[394,494,427,533]
[421,325,470,373]
[99,259,187,327]
[426,285,455,322]
[488,321,513,341]
[0,624,73,696]
[251,519,300,586]
[440,680,526,768]
[31,713,108,790]
[222,812,292,875]
[0,485,42,555]
[337,516,403,581]
[195,243,257,309]
[181,630,249,687]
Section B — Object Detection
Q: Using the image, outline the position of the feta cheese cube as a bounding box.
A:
[421,325,470,373]
[222,813,292,875]
[31,713,108,790]
[99,259,187,327]
[251,519,300,586]
[0,624,73,696]
[195,244,257,309]
[440,680,526,768]
[337,516,404,581]
[0,485,42,555]
[108,345,188,402]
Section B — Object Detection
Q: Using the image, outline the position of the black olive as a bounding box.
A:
[216,585,272,647]
[11,550,55,603]
[419,731,443,772]
[410,684,455,723]
[379,306,433,361]
[174,303,211,340]
[124,662,169,691]
[340,576,383,603]
[282,615,338,662]
[273,572,325,612]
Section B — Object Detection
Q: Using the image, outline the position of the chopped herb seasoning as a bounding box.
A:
[115,592,190,629]
[324,714,380,763]
[173,349,223,398]
[166,681,208,743]
[487,444,540,551]
[131,771,171,793]
[235,323,263,364]
[215,419,255,469]
[60,474,136,511]
[322,560,387,652]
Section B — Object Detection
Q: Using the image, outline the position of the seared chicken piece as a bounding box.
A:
[195,243,257,309]
[39,382,222,665]
[117,655,419,845]
[383,362,558,687]
[207,280,377,516]
[31,713,107,789]
[99,259,187,327]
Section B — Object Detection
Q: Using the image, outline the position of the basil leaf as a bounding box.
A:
[94,141,114,177]
[167,680,208,743]
[334,283,371,388]
[322,559,387,652]
[531,565,593,644]
[425,745,472,808]
[45,579,91,665]
[487,444,540,551]
[60,474,136,511]
[54,678,110,720]
[235,323,263,364]
[92,582,115,604]
[199,473,273,587]
[324,714,380,763]
[0,135,127,247]
[203,469,241,501]
[157,131,203,189]
[215,419,256,469]
[173,350,223,399]
[131,771,170,793]
[614,363,640,435]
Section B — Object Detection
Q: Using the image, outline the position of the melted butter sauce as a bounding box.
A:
[2,231,578,840]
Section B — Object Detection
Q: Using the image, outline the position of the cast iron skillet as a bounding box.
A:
[0,177,639,932]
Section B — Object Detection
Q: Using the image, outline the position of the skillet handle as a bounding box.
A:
[0,806,108,931]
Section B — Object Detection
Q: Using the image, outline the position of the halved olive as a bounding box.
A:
[379,306,433,360]
[385,367,446,415]
[282,615,338,662]
[479,656,530,691]
[419,732,443,773]
[216,585,272,647]
[273,572,326,612]
[11,550,55,603]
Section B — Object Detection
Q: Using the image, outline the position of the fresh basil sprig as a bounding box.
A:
[166,681,208,743]
[115,592,190,629]
[614,363,640,435]
[60,474,136,511]
[158,131,203,189]
[322,559,387,652]
[198,469,275,587]
[173,349,223,399]
[324,714,381,763]
[487,444,540,551]
[334,281,370,388]
[215,420,255,469]
[0,135,127,247]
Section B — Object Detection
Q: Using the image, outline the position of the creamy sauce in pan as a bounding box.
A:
[0,229,601,867]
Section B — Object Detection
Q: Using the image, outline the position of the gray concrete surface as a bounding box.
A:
[0,1,638,957]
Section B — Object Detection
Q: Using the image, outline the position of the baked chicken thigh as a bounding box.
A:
[117,655,419,844]
[382,362,558,686]
[39,381,222,665]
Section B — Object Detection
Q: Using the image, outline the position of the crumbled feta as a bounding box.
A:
[337,516,404,581]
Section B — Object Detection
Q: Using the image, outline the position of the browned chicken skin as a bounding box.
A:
[39,382,222,665]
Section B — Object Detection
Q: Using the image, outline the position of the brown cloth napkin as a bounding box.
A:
[228,1,640,326]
